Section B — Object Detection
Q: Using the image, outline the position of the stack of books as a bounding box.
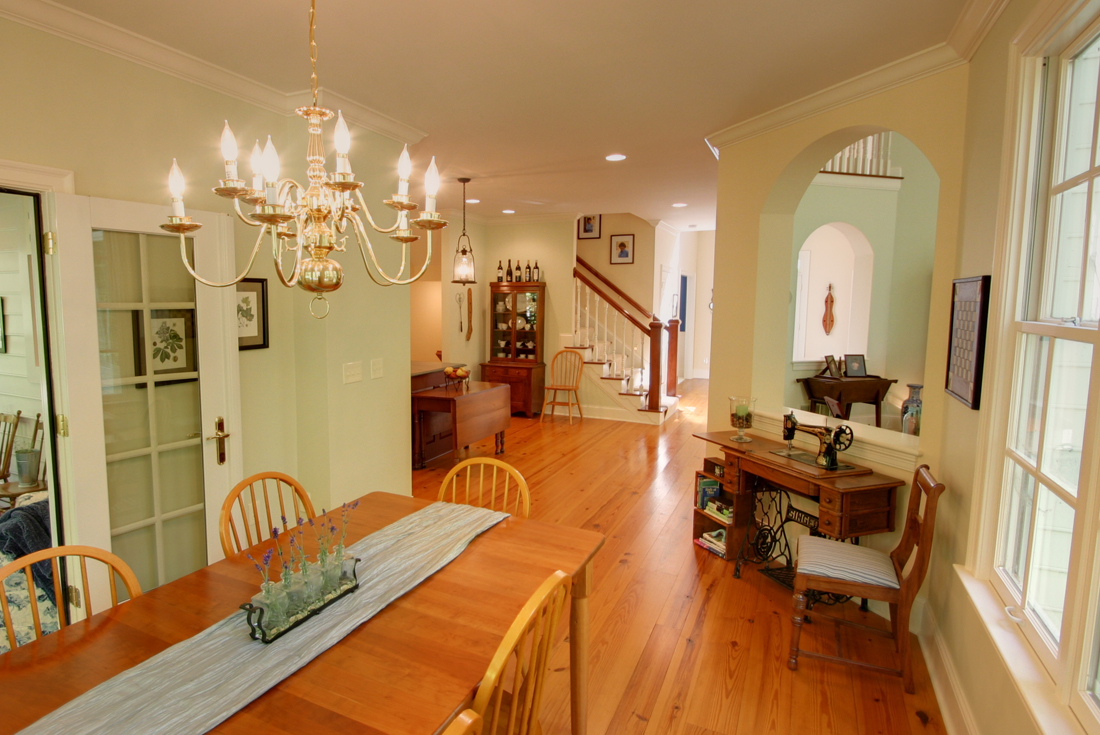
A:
[694,528,727,558]
[702,499,732,524]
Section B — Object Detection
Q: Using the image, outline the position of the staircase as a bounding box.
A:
[567,258,679,425]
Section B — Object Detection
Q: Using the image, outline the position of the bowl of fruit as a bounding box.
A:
[443,365,470,390]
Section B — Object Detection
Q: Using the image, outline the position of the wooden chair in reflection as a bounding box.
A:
[0,545,142,650]
[472,571,569,735]
[540,350,584,424]
[788,464,946,693]
[218,471,316,556]
[0,411,22,479]
[442,710,483,735]
[438,458,530,518]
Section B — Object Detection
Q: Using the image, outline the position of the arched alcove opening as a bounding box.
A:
[792,222,874,363]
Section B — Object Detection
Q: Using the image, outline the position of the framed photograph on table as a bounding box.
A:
[133,309,196,386]
[824,354,841,379]
[844,354,867,377]
[946,275,991,409]
[610,234,635,264]
[578,214,601,240]
[237,278,269,350]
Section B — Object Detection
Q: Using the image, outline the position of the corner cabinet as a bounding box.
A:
[481,282,546,417]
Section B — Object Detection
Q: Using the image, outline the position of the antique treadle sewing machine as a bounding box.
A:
[772,411,856,471]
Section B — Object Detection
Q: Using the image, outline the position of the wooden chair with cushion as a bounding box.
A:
[472,571,569,735]
[439,458,530,518]
[0,545,142,650]
[540,350,584,424]
[442,710,483,735]
[219,471,316,557]
[788,464,946,693]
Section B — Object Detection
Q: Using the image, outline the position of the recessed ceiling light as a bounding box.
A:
[605,154,627,161]
[465,198,480,204]
[672,203,687,208]
[503,209,515,214]
[689,224,697,228]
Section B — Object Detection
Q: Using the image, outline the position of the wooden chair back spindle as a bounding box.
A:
[442,710,483,735]
[0,411,22,478]
[219,472,316,556]
[890,464,945,607]
[472,571,569,735]
[438,458,530,518]
[0,545,141,650]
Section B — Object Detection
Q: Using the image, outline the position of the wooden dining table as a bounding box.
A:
[0,492,605,735]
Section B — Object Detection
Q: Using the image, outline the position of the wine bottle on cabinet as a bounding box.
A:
[497,261,504,282]
[525,261,532,282]
[533,260,540,281]
[515,257,522,280]
[506,260,513,282]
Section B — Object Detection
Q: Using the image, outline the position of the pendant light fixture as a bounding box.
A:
[451,178,476,284]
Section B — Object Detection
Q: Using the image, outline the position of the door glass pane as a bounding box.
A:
[1012,334,1049,464]
[146,235,195,303]
[1065,39,1100,180]
[101,384,150,455]
[999,461,1035,595]
[1041,339,1093,494]
[1086,185,1100,321]
[93,229,206,593]
[492,292,511,359]
[105,455,153,529]
[92,231,142,303]
[1027,485,1075,642]
[1048,182,1089,319]
[97,310,143,380]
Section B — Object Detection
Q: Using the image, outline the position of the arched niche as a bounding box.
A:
[792,222,874,363]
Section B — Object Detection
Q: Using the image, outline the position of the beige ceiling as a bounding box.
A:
[48,0,968,230]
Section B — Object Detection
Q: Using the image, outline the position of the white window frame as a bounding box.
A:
[973,7,1100,732]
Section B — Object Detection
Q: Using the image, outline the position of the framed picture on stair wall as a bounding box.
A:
[578,214,601,239]
[610,234,634,264]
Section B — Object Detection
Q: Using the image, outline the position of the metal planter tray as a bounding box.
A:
[240,562,360,644]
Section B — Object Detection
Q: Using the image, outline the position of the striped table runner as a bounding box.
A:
[19,501,508,735]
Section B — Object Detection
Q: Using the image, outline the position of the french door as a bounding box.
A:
[47,195,241,594]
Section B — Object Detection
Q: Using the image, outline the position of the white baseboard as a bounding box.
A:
[691,368,710,379]
[919,601,979,735]
[560,403,663,425]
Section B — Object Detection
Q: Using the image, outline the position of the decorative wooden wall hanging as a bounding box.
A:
[822,284,835,335]
[466,287,473,341]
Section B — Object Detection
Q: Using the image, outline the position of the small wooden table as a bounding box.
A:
[0,492,605,735]
[412,381,511,469]
[797,374,898,427]
[0,479,46,508]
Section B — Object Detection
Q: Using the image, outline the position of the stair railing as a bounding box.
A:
[572,258,667,412]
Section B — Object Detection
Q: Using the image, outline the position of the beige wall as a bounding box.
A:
[0,16,416,512]
[575,213,656,312]
[410,280,443,362]
[693,231,715,379]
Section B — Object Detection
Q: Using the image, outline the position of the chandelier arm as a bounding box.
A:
[351,215,432,285]
[178,226,265,288]
[271,226,304,288]
[232,198,265,227]
[349,215,395,286]
[354,188,401,234]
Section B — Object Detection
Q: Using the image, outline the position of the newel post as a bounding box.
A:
[647,316,663,411]
[665,319,680,398]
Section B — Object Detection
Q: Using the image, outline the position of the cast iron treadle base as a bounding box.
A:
[757,565,851,608]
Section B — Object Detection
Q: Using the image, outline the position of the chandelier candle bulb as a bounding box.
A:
[262,136,280,206]
[168,159,186,217]
[334,111,352,175]
[220,121,239,181]
[397,145,412,195]
[424,157,440,212]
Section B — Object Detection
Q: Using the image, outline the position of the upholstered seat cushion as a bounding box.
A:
[796,534,900,589]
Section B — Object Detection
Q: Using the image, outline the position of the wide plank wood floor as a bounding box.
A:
[411,379,945,735]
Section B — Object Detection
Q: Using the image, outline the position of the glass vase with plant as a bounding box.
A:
[247,548,287,630]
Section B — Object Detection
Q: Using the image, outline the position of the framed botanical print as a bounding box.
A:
[610,234,634,264]
[844,353,867,377]
[133,309,196,385]
[578,214,601,240]
[236,278,269,350]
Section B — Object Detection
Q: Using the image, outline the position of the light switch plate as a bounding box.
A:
[343,361,363,384]
[370,358,383,380]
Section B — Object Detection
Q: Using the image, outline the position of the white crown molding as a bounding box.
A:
[948,0,1012,60]
[486,212,580,226]
[706,43,964,150]
[0,159,75,193]
[0,0,425,145]
[811,172,903,190]
[653,220,680,237]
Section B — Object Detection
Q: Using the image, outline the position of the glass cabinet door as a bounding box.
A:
[492,291,514,359]
[516,290,538,361]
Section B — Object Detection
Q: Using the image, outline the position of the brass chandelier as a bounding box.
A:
[161,0,446,318]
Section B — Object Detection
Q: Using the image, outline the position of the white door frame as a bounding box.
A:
[49,194,242,563]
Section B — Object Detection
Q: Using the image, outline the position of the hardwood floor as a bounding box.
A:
[411,379,945,735]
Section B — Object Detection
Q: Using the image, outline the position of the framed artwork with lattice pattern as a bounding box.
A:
[946,275,991,409]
